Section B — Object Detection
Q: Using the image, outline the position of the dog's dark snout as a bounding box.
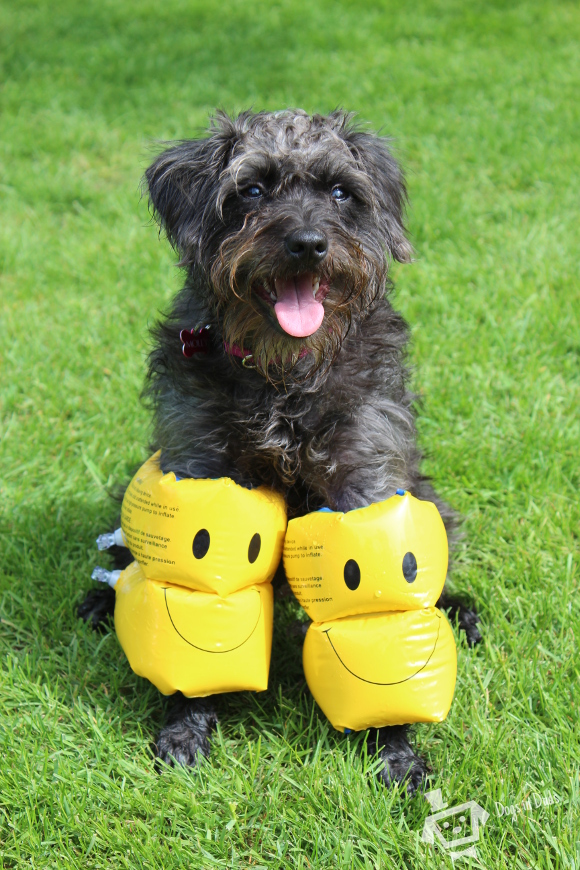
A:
[285,228,328,264]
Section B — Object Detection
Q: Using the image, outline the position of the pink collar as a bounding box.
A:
[223,341,253,360]
[180,327,255,365]
[225,343,310,366]
[180,326,309,366]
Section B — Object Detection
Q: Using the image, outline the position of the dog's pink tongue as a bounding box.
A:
[274,275,324,337]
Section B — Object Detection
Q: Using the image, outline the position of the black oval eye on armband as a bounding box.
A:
[248,533,261,563]
[402,552,418,583]
[192,529,210,559]
[343,559,361,590]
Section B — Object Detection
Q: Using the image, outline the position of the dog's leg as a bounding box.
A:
[369,725,428,794]
[436,590,481,647]
[302,480,435,790]
[80,533,218,768]
[78,542,132,631]
[300,410,476,790]
[155,694,218,768]
[77,585,116,630]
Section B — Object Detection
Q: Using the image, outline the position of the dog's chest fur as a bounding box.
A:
[149,297,415,514]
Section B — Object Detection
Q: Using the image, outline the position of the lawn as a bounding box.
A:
[0,0,579,866]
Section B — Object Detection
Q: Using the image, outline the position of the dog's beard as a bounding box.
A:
[209,235,386,383]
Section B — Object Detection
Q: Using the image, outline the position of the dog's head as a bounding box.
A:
[146,110,411,380]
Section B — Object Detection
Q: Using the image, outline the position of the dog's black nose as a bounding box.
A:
[285,228,328,264]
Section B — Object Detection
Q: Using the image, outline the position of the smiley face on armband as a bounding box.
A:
[120,452,287,595]
[113,561,274,697]
[302,608,457,732]
[283,491,448,621]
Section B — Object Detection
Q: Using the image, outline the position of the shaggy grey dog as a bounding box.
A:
[80,109,480,793]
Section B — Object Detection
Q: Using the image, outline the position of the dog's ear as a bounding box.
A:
[345,132,413,263]
[145,125,235,258]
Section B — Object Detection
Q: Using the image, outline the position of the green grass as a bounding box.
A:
[1,0,579,866]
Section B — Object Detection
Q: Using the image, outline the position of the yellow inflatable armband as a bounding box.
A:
[93,453,286,697]
[284,491,457,732]
[113,562,274,696]
[284,491,448,621]
[121,453,287,596]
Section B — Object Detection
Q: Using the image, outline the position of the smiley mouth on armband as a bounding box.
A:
[163,586,263,653]
[323,611,442,685]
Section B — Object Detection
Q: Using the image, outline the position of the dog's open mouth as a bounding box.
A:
[254,272,330,338]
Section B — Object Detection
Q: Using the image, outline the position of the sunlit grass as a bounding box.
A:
[0,0,578,866]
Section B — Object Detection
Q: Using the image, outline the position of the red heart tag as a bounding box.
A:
[180,328,210,358]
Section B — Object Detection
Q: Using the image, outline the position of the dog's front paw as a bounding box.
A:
[454,605,482,647]
[155,695,218,768]
[77,586,116,631]
[437,592,482,647]
[370,726,428,795]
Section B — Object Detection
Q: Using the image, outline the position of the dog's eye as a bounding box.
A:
[331,185,350,202]
[248,533,261,563]
[343,559,361,590]
[192,529,210,559]
[241,185,263,199]
[402,552,418,583]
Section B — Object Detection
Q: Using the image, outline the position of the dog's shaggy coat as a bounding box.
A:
[80,110,480,792]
